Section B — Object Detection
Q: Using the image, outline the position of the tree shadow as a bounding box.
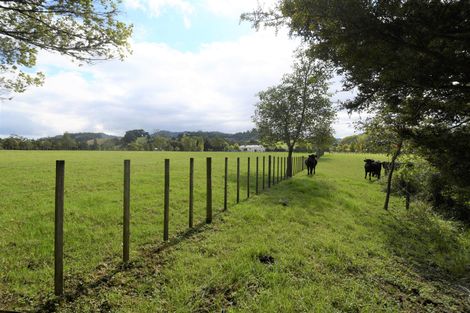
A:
[381,207,470,304]
[34,215,224,313]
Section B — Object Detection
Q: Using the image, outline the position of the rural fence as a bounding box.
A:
[49,155,306,296]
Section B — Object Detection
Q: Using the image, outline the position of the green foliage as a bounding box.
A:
[243,0,470,214]
[60,132,78,150]
[204,136,230,151]
[179,134,204,151]
[122,129,149,145]
[253,48,335,175]
[254,49,334,148]
[0,130,256,152]
[0,0,132,96]
[391,155,470,222]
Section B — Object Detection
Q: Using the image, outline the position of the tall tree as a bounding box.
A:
[122,129,149,146]
[253,49,335,177]
[60,132,77,150]
[0,0,132,98]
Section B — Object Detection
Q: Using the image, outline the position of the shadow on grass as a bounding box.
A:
[381,206,470,304]
[35,214,225,313]
[34,172,318,312]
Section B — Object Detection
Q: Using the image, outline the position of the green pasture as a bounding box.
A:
[1,152,469,312]
[0,151,291,309]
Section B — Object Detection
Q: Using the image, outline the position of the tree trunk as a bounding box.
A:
[405,191,410,210]
[384,139,403,210]
[287,147,294,177]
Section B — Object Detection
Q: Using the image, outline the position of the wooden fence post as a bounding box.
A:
[268,155,271,188]
[262,156,265,190]
[206,157,212,224]
[224,157,228,211]
[281,157,283,181]
[277,156,280,183]
[256,156,259,194]
[123,160,130,264]
[282,157,285,180]
[302,156,304,171]
[54,160,65,296]
[284,157,287,179]
[189,158,194,228]
[247,157,250,198]
[272,156,276,185]
[236,157,240,203]
[164,159,170,241]
[295,157,297,174]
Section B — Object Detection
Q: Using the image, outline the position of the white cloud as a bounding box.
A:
[124,0,194,28]
[2,30,303,137]
[1,27,359,139]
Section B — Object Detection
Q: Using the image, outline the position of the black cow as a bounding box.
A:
[364,159,382,180]
[305,154,318,175]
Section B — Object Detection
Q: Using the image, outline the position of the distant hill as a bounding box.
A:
[46,132,118,142]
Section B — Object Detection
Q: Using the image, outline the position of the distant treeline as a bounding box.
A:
[331,134,389,153]
[0,129,266,151]
[0,129,336,153]
[0,130,392,154]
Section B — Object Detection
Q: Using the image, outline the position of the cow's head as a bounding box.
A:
[309,154,317,159]
[364,159,374,164]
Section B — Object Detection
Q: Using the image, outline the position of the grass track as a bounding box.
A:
[1,152,469,312]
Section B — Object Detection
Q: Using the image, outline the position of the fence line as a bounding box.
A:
[42,154,309,297]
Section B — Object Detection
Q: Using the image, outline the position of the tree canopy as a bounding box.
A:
[243,0,470,199]
[0,0,132,97]
[253,49,335,176]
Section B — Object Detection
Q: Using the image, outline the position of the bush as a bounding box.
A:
[390,156,470,223]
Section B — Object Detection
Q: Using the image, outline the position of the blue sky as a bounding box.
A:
[122,2,254,51]
[0,0,359,138]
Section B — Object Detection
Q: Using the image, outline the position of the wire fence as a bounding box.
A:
[2,154,307,298]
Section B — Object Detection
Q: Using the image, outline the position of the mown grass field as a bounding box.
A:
[1,151,469,312]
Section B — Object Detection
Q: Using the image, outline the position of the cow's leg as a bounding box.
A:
[313,166,315,174]
[365,170,367,179]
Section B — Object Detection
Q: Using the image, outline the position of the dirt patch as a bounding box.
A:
[258,254,275,265]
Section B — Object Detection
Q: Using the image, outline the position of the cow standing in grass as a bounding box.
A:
[364,159,382,180]
[305,154,318,175]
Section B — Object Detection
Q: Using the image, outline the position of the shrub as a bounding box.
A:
[390,156,470,223]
